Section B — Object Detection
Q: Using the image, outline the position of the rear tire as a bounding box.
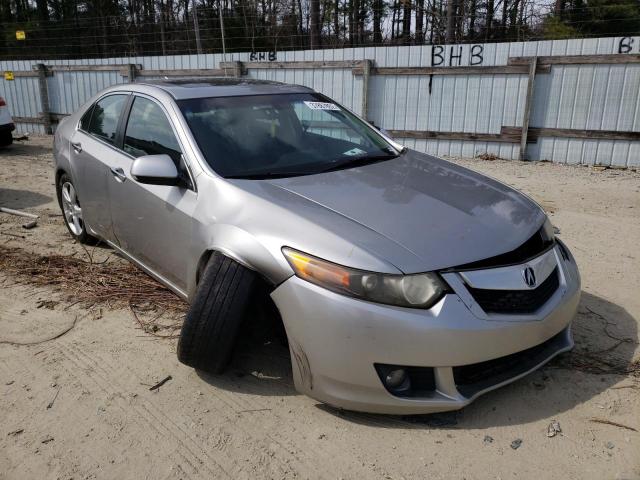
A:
[0,130,12,147]
[178,253,258,373]
[56,173,98,244]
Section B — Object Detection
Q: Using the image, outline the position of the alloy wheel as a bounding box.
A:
[61,181,84,236]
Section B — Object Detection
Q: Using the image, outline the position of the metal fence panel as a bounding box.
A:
[1,36,639,166]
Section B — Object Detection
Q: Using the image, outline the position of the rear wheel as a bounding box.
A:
[178,253,258,373]
[0,130,12,147]
[56,173,97,244]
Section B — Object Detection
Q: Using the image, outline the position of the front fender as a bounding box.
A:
[189,223,294,299]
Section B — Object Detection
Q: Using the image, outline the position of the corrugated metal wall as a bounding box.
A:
[1,59,45,134]
[1,36,639,167]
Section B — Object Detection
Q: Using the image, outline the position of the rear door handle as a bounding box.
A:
[110,167,127,182]
[71,141,82,153]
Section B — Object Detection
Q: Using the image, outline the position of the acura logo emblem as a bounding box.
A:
[523,266,536,288]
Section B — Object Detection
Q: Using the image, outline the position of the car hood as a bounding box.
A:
[266,150,546,273]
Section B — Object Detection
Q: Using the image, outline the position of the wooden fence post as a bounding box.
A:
[519,56,537,160]
[233,61,243,77]
[361,59,372,120]
[35,63,52,134]
[127,64,137,83]
[220,61,242,77]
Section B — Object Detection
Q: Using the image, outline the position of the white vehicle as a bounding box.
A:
[0,96,14,147]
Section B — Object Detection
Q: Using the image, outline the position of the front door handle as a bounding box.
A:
[71,141,82,153]
[110,167,127,182]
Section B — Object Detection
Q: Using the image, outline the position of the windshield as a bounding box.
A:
[178,93,400,179]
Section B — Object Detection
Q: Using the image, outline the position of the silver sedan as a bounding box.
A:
[53,79,580,414]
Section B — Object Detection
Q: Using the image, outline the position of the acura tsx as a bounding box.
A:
[53,79,580,414]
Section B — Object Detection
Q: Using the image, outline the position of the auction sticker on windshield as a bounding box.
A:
[304,101,340,111]
[343,148,366,156]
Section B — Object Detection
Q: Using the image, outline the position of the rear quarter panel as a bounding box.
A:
[53,115,75,175]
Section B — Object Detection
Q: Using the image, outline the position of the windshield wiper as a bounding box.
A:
[318,153,400,173]
[225,171,315,180]
[225,151,404,179]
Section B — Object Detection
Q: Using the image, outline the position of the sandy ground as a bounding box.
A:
[0,135,639,480]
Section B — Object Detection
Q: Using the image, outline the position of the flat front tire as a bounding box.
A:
[178,253,258,374]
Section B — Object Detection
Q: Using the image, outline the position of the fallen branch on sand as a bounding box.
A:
[590,418,638,432]
[0,245,187,338]
[149,375,172,391]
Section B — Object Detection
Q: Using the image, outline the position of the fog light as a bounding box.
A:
[376,364,435,398]
[384,368,408,389]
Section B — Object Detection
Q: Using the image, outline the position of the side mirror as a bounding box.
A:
[130,154,179,186]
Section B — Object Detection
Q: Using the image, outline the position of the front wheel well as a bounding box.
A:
[195,250,213,286]
[195,248,276,292]
[196,250,284,326]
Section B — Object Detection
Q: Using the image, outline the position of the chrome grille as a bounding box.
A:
[467,267,560,314]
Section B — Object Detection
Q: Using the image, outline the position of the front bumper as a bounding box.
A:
[271,244,580,414]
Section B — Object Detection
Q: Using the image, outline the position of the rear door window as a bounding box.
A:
[85,94,127,145]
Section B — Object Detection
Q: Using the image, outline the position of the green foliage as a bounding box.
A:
[541,16,581,39]
[545,0,640,39]
[572,0,640,36]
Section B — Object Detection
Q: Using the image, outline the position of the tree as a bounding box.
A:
[402,0,411,41]
[1,0,639,60]
[415,0,425,43]
[373,0,383,43]
[310,0,320,46]
[445,0,457,42]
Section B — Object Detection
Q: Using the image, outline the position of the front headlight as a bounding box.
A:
[282,247,449,309]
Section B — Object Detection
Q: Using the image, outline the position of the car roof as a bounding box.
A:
[134,78,314,100]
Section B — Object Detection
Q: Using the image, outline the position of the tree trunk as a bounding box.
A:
[509,0,520,39]
[486,0,494,39]
[159,0,167,55]
[334,0,340,41]
[352,0,360,44]
[35,0,48,24]
[297,0,304,42]
[554,0,564,17]
[429,0,436,43]
[390,0,397,40]
[415,0,424,43]
[15,0,26,22]
[373,0,382,44]
[501,0,509,39]
[348,0,354,45]
[402,0,411,43]
[310,0,320,48]
[358,0,365,43]
[446,0,456,43]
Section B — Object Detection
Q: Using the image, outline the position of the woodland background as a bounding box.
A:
[1,0,639,59]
